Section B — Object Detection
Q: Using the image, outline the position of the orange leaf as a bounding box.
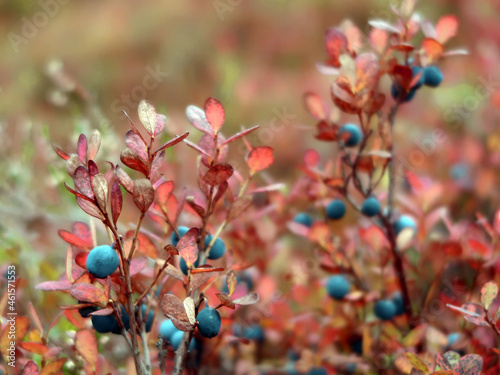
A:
[246,146,274,172]
[75,329,98,369]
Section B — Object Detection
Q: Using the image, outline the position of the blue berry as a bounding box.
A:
[140,305,155,332]
[361,197,381,217]
[391,292,405,316]
[78,300,97,318]
[393,215,417,236]
[391,83,417,102]
[339,124,362,147]
[159,319,178,342]
[170,330,196,351]
[205,235,226,260]
[411,66,424,89]
[92,313,117,333]
[374,299,397,321]
[196,307,221,339]
[233,324,264,341]
[326,199,346,220]
[423,66,443,87]
[450,162,469,180]
[293,213,314,227]
[448,332,460,346]
[86,245,119,279]
[326,275,350,300]
[171,226,190,247]
[308,368,327,375]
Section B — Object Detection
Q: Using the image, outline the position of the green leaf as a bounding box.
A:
[403,352,430,374]
[480,281,498,310]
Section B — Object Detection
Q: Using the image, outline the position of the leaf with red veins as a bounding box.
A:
[115,165,134,194]
[204,163,234,186]
[110,179,122,227]
[177,228,199,268]
[77,134,87,163]
[133,179,155,213]
[324,27,348,67]
[69,283,107,305]
[160,294,194,331]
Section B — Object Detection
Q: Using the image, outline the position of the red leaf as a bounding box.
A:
[421,38,444,63]
[74,166,94,199]
[216,293,235,309]
[185,105,214,135]
[58,230,92,250]
[221,125,260,146]
[204,97,225,132]
[184,138,212,159]
[125,129,148,162]
[52,144,70,160]
[89,307,114,316]
[126,232,158,259]
[324,28,348,67]
[150,151,166,184]
[435,15,458,44]
[69,283,107,304]
[120,148,149,176]
[304,149,320,168]
[453,354,483,375]
[92,174,108,213]
[115,165,134,194]
[190,266,224,274]
[177,228,199,268]
[160,294,194,331]
[76,197,105,221]
[87,130,101,161]
[111,179,122,227]
[21,361,40,375]
[304,92,326,120]
[155,114,167,136]
[468,239,489,256]
[153,132,190,156]
[75,329,98,370]
[156,180,175,211]
[130,256,148,275]
[204,163,234,186]
[246,146,274,172]
[133,178,155,212]
[77,134,87,163]
[36,280,72,291]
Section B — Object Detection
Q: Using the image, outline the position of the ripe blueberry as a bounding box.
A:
[423,66,443,87]
[326,199,346,220]
[393,215,417,236]
[180,257,200,275]
[170,330,196,351]
[159,319,178,342]
[326,275,350,300]
[339,124,362,147]
[140,305,155,332]
[196,307,221,339]
[374,299,397,321]
[361,197,381,217]
[86,245,120,279]
[293,212,314,227]
[204,235,226,260]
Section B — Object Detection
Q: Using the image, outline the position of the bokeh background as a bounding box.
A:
[2,0,500,371]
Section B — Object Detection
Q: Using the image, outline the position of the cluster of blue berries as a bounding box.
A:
[171,226,227,275]
[391,65,443,103]
[84,304,154,335]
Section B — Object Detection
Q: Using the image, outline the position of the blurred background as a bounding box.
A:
[1,0,500,366]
